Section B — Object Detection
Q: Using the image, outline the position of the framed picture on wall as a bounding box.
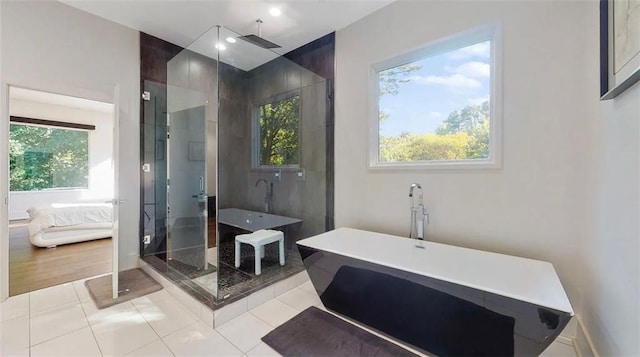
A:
[600,0,640,100]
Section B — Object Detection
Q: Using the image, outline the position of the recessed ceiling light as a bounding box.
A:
[226,37,237,43]
[269,7,282,17]
[215,43,226,51]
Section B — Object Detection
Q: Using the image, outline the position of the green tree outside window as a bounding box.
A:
[258,95,300,167]
[379,101,490,162]
[9,124,89,191]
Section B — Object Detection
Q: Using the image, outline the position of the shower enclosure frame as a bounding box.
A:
[139,25,335,310]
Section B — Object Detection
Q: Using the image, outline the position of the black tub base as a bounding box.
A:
[298,247,571,357]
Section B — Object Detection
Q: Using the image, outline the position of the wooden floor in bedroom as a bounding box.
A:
[9,225,112,296]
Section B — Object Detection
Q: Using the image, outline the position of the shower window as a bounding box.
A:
[254,92,301,168]
[369,25,502,169]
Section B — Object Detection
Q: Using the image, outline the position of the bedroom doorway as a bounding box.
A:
[6,86,117,296]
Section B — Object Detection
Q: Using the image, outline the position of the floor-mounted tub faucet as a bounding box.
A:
[409,183,429,241]
[255,179,273,213]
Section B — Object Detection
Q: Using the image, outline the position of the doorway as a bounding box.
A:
[6,86,117,296]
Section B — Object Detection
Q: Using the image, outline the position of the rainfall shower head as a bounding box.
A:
[239,19,281,49]
[239,34,281,49]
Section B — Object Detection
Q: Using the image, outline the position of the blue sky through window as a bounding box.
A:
[379,40,491,137]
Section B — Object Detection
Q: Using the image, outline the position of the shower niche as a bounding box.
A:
[140,26,334,309]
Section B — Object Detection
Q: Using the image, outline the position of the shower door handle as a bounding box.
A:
[199,176,204,194]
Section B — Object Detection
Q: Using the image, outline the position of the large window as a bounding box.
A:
[255,93,300,168]
[370,26,501,169]
[9,123,89,191]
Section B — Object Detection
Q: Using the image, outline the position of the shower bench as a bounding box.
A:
[235,229,285,275]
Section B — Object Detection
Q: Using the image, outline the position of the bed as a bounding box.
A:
[27,203,113,248]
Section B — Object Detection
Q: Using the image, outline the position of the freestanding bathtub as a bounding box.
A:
[218,208,302,232]
[297,228,574,356]
[217,208,303,250]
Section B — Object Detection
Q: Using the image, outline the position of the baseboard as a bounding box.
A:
[9,210,28,221]
[574,315,599,357]
[560,317,578,340]
[556,335,574,346]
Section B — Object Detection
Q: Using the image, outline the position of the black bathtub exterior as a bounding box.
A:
[298,245,572,356]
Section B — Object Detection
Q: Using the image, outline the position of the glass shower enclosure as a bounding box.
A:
[143,24,329,309]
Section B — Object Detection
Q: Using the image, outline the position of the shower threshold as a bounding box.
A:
[140,247,305,311]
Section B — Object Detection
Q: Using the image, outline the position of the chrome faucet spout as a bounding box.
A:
[255,179,272,213]
[409,183,422,198]
[409,183,428,240]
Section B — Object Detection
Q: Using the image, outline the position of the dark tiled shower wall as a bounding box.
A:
[284,33,335,231]
[284,32,335,82]
[248,59,327,238]
[217,62,250,210]
[140,33,183,84]
[219,33,336,239]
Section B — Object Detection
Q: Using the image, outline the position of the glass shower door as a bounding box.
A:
[166,85,208,272]
[165,30,220,302]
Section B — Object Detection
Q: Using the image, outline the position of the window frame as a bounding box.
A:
[8,121,91,192]
[251,89,302,170]
[368,24,502,170]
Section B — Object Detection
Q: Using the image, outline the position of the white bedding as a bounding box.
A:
[27,203,112,237]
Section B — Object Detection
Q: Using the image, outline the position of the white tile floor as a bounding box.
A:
[0,277,579,357]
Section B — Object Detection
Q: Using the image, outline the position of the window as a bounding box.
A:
[370,26,501,169]
[254,93,300,168]
[9,123,89,191]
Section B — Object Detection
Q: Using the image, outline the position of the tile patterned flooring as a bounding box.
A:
[0,276,579,356]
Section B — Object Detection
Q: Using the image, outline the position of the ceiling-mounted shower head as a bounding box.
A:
[239,34,281,49]
[239,19,281,49]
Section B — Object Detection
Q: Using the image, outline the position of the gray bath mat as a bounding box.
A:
[85,268,162,309]
[262,306,418,357]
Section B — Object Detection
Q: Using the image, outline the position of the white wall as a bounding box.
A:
[1,0,140,271]
[8,99,114,220]
[0,0,8,300]
[581,31,640,357]
[336,0,596,338]
[581,85,640,356]
[579,3,640,354]
[337,1,640,354]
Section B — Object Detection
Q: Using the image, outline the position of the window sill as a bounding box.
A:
[369,159,501,171]
[10,189,89,194]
